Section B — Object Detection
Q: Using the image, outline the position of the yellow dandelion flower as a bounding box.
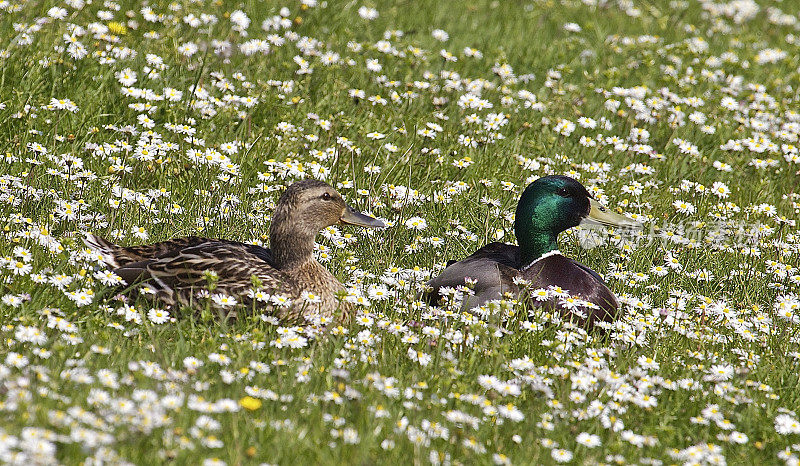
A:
[239,396,262,411]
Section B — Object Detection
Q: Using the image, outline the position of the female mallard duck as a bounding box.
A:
[86,180,385,322]
[424,175,641,327]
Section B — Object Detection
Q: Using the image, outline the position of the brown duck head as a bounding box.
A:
[270,180,385,267]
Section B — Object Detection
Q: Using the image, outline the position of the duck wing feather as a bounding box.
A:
[87,234,275,267]
[424,242,522,309]
[155,242,289,294]
[108,240,291,307]
[85,234,211,267]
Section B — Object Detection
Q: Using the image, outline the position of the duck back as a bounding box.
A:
[424,242,522,309]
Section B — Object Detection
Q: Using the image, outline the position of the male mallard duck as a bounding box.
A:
[423,175,641,327]
[86,180,385,322]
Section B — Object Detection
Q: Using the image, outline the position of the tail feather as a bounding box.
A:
[113,261,150,286]
[84,234,121,268]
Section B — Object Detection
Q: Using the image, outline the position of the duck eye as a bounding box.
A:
[557,187,570,197]
[321,192,333,201]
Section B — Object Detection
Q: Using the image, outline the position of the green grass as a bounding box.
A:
[1,0,800,464]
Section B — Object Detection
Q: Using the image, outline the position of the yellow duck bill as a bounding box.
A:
[580,199,642,229]
[340,205,386,228]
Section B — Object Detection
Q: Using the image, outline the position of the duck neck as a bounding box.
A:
[269,222,317,270]
[518,230,559,267]
[515,190,568,267]
[515,203,560,267]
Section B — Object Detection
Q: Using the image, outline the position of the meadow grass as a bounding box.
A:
[1,0,800,464]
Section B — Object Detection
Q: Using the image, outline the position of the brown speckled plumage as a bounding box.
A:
[86,180,385,323]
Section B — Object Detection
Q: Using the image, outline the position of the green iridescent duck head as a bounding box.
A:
[514,175,640,265]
